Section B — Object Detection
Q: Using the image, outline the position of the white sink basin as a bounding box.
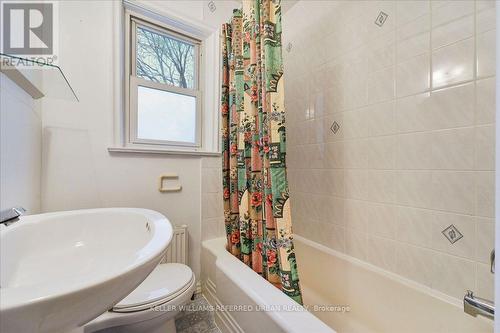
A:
[0,208,173,333]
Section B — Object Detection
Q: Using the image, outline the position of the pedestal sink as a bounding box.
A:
[0,208,173,333]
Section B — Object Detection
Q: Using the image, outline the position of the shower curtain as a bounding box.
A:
[220,0,302,304]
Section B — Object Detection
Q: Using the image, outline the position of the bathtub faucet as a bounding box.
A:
[0,207,26,226]
[464,290,494,320]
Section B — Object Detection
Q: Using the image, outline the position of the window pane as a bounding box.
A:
[137,86,196,144]
[136,26,195,89]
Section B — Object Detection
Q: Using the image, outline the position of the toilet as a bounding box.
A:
[84,263,196,333]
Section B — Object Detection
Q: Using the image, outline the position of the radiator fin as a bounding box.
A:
[161,225,188,265]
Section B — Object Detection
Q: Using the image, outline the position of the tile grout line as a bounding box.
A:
[289,188,494,220]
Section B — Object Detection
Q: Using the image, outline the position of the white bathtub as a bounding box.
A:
[201,236,493,333]
[201,237,334,333]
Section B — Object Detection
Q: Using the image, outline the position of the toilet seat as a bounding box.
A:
[84,263,196,333]
[112,263,194,313]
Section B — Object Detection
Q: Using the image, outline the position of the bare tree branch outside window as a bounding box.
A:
[136,26,195,89]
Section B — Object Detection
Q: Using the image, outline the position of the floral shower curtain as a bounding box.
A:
[220,0,302,304]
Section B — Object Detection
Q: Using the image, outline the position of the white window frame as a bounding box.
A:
[127,14,202,148]
[110,1,221,156]
[127,14,203,147]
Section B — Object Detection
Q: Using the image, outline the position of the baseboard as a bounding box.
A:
[202,278,244,333]
[195,281,202,295]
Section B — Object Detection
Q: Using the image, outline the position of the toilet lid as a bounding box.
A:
[112,263,194,312]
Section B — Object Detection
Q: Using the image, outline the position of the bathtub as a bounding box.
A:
[201,237,334,333]
[201,236,493,333]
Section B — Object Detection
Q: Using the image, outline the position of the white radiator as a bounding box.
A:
[161,225,188,264]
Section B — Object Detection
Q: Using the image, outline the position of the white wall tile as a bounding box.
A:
[476,78,496,125]
[345,137,396,169]
[396,171,433,208]
[396,206,434,247]
[202,217,223,241]
[345,170,396,203]
[432,37,474,88]
[475,125,495,170]
[343,101,396,139]
[397,132,433,169]
[201,156,221,168]
[431,128,474,170]
[365,203,398,239]
[476,220,494,264]
[396,93,434,133]
[432,15,473,49]
[477,29,496,78]
[397,31,430,62]
[396,243,434,287]
[324,114,344,142]
[323,196,345,226]
[431,212,475,259]
[366,66,395,104]
[431,0,474,28]
[432,252,475,299]
[345,199,367,231]
[396,0,429,26]
[476,262,494,300]
[201,167,222,193]
[345,229,367,260]
[283,0,495,302]
[326,224,346,252]
[366,235,397,272]
[396,53,430,97]
[476,171,495,217]
[397,14,430,41]
[427,82,475,129]
[367,35,395,73]
[476,2,496,34]
[201,193,223,219]
[430,171,475,214]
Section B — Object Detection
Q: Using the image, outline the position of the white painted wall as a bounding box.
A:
[0,74,41,215]
[39,0,236,279]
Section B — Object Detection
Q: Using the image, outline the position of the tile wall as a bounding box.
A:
[283,0,496,300]
[201,157,225,241]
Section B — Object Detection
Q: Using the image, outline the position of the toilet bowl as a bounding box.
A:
[83,263,196,333]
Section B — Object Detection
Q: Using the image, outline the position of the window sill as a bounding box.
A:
[108,146,221,157]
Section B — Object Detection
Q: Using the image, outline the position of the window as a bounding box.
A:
[127,15,202,148]
[115,3,220,155]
